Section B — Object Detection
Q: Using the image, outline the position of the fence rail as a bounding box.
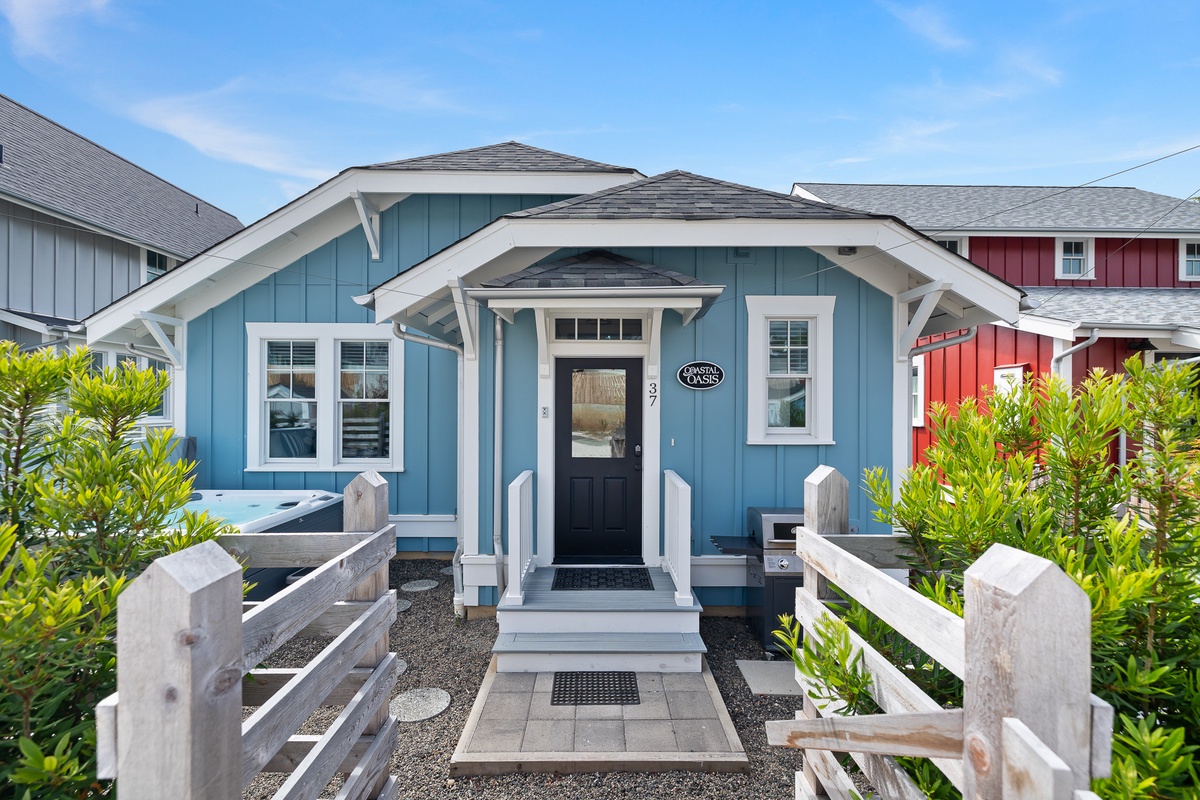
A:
[767,466,1113,800]
[96,471,399,800]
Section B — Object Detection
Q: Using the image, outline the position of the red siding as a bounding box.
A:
[913,329,1138,464]
[969,236,1195,287]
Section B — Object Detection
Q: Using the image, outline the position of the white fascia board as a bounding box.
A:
[1000,315,1078,339]
[0,309,51,335]
[1172,328,1200,349]
[370,216,1021,325]
[84,168,636,344]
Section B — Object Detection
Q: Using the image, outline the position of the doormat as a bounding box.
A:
[551,671,640,705]
[552,567,653,590]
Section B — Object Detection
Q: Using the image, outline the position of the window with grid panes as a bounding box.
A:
[767,319,810,430]
[339,341,390,459]
[266,341,318,459]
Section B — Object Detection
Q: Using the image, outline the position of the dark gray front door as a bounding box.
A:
[554,358,643,563]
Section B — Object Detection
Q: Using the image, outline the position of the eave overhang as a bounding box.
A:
[82,167,641,346]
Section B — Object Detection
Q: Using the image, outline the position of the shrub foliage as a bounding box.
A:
[779,357,1200,799]
[0,344,228,799]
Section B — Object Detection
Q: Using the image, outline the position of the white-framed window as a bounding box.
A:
[911,353,925,427]
[144,249,174,282]
[933,238,968,260]
[1056,238,1094,280]
[246,323,404,471]
[746,295,835,445]
[1180,241,1200,281]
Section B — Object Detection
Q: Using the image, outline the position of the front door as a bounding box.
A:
[554,358,643,562]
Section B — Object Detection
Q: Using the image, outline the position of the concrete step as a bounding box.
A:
[497,607,700,634]
[492,631,707,673]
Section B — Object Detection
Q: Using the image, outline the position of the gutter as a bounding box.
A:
[909,327,978,358]
[390,323,468,620]
[1052,328,1101,377]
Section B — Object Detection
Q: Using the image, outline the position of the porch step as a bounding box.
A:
[492,632,707,673]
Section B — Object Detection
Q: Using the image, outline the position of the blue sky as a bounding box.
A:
[3,1,1199,225]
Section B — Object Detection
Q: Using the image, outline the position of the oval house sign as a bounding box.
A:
[677,361,725,390]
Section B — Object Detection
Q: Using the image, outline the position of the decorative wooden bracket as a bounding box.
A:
[896,279,949,360]
[133,311,184,367]
[449,278,476,360]
[352,191,382,261]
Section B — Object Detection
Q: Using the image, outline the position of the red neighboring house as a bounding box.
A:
[792,183,1200,463]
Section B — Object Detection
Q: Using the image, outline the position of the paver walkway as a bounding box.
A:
[450,659,748,775]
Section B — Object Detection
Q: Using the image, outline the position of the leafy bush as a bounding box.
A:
[0,343,229,799]
[779,357,1200,798]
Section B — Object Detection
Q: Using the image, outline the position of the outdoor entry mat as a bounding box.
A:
[551,671,641,705]
[551,567,653,590]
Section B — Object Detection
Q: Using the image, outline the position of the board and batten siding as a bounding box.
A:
[185,193,565,521]
[969,235,1198,288]
[477,246,894,605]
[0,197,143,323]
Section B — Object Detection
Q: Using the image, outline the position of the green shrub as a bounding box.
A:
[0,343,229,799]
[779,357,1200,798]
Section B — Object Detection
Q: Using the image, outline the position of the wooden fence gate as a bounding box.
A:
[96,471,400,800]
[767,466,1113,800]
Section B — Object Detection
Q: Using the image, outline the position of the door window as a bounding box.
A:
[570,368,627,458]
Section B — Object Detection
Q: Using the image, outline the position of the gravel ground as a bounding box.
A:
[247,558,807,800]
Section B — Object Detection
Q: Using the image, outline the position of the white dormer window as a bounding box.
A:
[1180,241,1200,281]
[1056,239,1094,280]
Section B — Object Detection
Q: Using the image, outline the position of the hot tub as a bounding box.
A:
[186,490,344,598]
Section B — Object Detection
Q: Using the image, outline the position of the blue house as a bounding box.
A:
[84,143,1021,671]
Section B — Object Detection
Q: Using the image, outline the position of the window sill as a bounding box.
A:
[1055,275,1095,281]
[246,463,404,473]
[747,436,836,446]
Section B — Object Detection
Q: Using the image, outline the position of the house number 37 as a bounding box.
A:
[648,382,658,406]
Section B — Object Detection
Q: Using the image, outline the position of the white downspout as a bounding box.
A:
[391,323,468,619]
[907,326,978,358]
[493,315,507,597]
[1052,328,1101,379]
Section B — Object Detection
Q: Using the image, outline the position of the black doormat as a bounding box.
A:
[551,567,653,590]
[551,671,640,705]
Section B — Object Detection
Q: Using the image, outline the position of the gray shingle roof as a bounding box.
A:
[1022,286,1200,328]
[364,141,636,173]
[794,183,1200,234]
[0,94,244,258]
[1,307,81,327]
[480,250,711,289]
[508,171,880,221]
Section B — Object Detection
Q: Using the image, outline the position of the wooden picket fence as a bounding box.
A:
[95,471,400,800]
[767,466,1113,800]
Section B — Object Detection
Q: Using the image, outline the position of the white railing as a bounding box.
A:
[504,470,535,605]
[767,466,1112,800]
[95,471,400,799]
[662,470,693,606]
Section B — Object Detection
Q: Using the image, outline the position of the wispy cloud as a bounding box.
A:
[0,0,108,59]
[317,69,467,114]
[902,49,1063,109]
[129,85,334,182]
[878,119,959,153]
[881,2,970,50]
[829,156,872,166]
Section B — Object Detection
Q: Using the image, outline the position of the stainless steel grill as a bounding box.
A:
[711,507,805,651]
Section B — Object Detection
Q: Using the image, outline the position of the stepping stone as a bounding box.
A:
[395,598,412,612]
[401,579,438,592]
[440,566,455,576]
[391,688,450,722]
[396,659,407,676]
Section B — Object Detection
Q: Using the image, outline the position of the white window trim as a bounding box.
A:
[1055,238,1095,280]
[746,295,835,445]
[1179,240,1200,282]
[911,353,925,427]
[246,322,404,472]
[933,237,969,260]
[89,347,175,428]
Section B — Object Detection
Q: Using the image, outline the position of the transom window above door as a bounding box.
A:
[553,317,644,341]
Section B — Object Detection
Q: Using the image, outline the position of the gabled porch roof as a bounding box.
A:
[362,171,1024,345]
[1013,286,1200,349]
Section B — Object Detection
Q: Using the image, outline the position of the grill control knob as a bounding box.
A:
[776,557,790,571]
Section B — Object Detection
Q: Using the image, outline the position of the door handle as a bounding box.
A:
[634,444,642,457]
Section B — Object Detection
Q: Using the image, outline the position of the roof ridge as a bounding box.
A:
[364,140,635,172]
[797,181,1144,191]
[0,93,240,223]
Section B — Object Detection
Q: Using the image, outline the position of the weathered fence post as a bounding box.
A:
[344,470,393,795]
[116,540,243,799]
[962,544,1092,798]
[797,465,849,798]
